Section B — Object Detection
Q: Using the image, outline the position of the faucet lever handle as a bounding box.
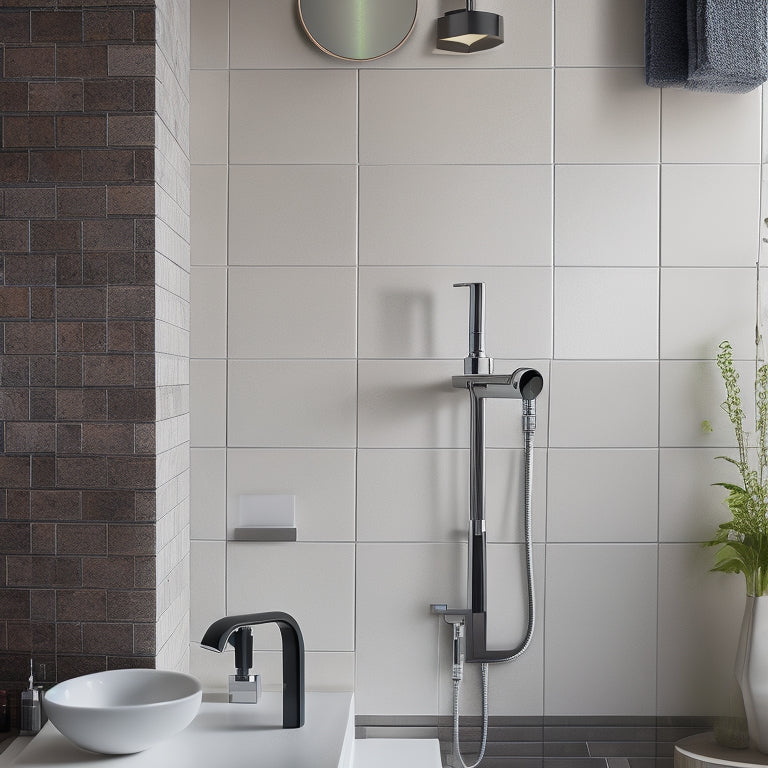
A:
[229,626,253,678]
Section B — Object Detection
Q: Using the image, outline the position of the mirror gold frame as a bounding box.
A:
[298,0,418,62]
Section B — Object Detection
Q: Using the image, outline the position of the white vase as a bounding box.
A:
[734,595,768,752]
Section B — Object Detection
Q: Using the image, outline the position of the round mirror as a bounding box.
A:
[298,0,418,62]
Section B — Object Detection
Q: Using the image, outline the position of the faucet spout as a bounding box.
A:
[201,611,305,728]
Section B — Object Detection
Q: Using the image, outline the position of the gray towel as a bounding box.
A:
[645,0,689,87]
[645,0,768,92]
[686,0,768,92]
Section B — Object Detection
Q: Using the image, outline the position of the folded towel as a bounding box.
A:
[645,0,768,92]
[645,0,689,87]
[686,0,768,93]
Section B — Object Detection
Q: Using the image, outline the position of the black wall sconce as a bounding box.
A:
[436,0,503,53]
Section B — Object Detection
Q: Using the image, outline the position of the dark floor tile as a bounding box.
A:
[546,718,656,728]
[546,727,656,743]
[484,742,545,758]
[654,726,710,744]
[655,717,712,728]
[546,743,591,758]
[588,743,656,758]
[493,727,546,742]
[442,726,546,743]
[655,743,675,759]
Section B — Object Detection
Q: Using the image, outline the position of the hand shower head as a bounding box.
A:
[514,368,544,400]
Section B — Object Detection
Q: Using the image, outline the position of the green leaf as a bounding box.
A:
[712,482,747,493]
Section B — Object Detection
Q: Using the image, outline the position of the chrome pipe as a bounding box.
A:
[454,282,492,375]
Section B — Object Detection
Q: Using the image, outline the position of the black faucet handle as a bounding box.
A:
[229,627,253,679]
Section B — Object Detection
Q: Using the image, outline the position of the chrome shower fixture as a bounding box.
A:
[434,281,541,663]
[433,281,542,768]
[436,0,504,54]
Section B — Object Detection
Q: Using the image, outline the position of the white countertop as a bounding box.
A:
[5,693,354,768]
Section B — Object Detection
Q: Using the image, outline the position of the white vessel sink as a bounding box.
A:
[42,668,202,755]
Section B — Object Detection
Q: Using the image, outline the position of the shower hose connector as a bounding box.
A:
[522,398,536,434]
[452,619,465,682]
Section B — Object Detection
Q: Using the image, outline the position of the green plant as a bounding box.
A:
[708,340,768,596]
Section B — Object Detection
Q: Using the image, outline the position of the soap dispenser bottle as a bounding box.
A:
[20,660,42,736]
[0,689,9,732]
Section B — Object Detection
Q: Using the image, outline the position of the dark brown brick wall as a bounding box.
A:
[0,4,157,724]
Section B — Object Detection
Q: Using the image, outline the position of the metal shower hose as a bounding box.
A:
[451,401,537,768]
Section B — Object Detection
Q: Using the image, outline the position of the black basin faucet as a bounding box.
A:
[200,611,305,729]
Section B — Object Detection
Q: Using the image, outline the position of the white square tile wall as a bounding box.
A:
[547,449,658,542]
[554,267,659,359]
[554,165,659,266]
[555,68,660,163]
[229,70,357,164]
[555,0,645,66]
[190,70,228,164]
[660,268,756,359]
[359,69,553,165]
[228,360,357,447]
[660,165,760,266]
[229,166,358,266]
[228,267,357,358]
[545,544,658,715]
[360,165,552,267]
[191,267,227,358]
[189,0,767,720]
[190,448,226,540]
[661,88,762,163]
[190,0,228,69]
[190,165,227,265]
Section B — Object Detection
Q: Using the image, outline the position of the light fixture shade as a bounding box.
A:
[436,9,504,53]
